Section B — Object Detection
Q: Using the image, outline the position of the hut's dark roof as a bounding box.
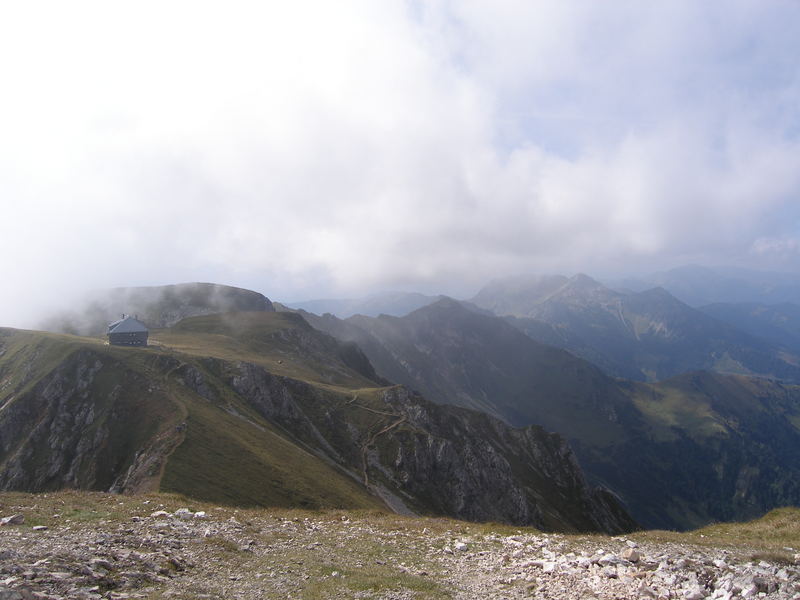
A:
[108,316,148,334]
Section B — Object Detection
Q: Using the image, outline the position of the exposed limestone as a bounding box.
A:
[0,504,797,599]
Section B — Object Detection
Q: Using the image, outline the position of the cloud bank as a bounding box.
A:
[1,1,799,325]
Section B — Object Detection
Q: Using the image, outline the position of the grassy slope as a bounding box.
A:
[0,328,182,491]
[0,318,386,511]
[153,312,379,392]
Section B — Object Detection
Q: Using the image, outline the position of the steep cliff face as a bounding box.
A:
[0,321,635,534]
[0,344,180,493]
[374,386,636,533]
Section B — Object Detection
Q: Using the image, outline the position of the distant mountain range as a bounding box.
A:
[287,292,443,318]
[471,273,800,383]
[608,265,800,307]
[292,298,800,529]
[699,302,800,355]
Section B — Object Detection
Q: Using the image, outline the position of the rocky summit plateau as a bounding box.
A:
[1,493,799,599]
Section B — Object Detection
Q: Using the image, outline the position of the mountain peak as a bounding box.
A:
[567,273,603,289]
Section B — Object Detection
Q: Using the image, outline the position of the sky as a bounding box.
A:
[1,1,799,326]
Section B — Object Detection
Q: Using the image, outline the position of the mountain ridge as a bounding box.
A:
[0,313,634,533]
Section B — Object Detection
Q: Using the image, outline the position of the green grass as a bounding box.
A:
[300,567,448,599]
[160,390,384,511]
[151,312,378,391]
[631,383,728,442]
[632,507,800,551]
[1,321,396,512]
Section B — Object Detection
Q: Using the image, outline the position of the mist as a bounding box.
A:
[2,1,799,328]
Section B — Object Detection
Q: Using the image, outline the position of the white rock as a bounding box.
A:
[150,510,169,518]
[740,584,758,599]
[193,511,207,519]
[625,540,638,548]
[598,554,619,566]
[621,548,640,563]
[174,508,193,519]
[0,515,24,526]
[454,541,468,552]
[542,561,556,573]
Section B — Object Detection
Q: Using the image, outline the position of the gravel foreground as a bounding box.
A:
[1,494,798,599]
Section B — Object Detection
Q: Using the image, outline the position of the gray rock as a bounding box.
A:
[683,587,705,600]
[752,576,776,594]
[0,515,24,526]
[602,566,618,578]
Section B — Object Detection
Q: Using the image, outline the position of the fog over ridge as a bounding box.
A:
[1,1,799,327]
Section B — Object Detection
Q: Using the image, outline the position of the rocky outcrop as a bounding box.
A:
[0,347,180,493]
[216,361,636,532]
[378,386,636,533]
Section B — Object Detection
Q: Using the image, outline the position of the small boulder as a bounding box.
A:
[683,587,705,600]
[0,515,24,526]
[621,548,640,563]
[454,542,468,552]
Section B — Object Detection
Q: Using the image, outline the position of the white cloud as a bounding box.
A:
[1,1,799,326]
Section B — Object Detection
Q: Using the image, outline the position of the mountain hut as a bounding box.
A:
[107,315,149,346]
